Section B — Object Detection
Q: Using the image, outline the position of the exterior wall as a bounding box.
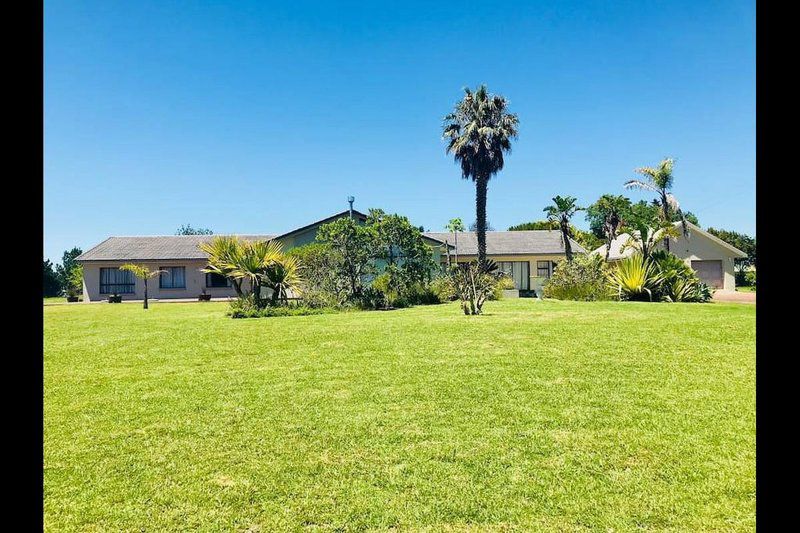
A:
[80,260,240,302]
[662,234,738,291]
[449,254,569,293]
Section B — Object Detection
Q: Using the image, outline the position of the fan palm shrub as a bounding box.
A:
[199,236,245,296]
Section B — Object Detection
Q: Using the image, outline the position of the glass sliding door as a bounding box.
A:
[497,261,530,290]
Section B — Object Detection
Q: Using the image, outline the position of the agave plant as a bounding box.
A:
[607,254,663,301]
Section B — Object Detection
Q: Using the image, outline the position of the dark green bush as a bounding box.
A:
[228,295,335,318]
[543,254,611,301]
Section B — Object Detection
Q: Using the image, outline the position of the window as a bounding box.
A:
[537,261,552,279]
[100,268,135,294]
[497,261,530,290]
[205,272,231,288]
[159,266,186,289]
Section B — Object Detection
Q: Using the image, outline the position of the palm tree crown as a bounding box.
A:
[443,85,518,263]
[624,157,687,249]
[543,195,582,261]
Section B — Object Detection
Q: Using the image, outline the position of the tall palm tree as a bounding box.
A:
[119,264,166,309]
[445,217,465,264]
[443,85,519,264]
[623,157,687,251]
[543,196,583,262]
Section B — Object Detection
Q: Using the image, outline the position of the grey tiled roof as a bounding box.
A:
[422,231,586,256]
[76,235,276,261]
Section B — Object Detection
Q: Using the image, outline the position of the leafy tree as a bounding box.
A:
[176,224,213,235]
[287,243,351,306]
[119,264,167,309]
[619,201,679,259]
[624,157,688,251]
[585,195,632,260]
[543,196,583,261]
[706,228,756,270]
[371,213,436,285]
[445,218,465,263]
[681,211,699,226]
[65,265,84,298]
[316,217,375,299]
[43,260,61,297]
[55,247,82,295]
[443,85,519,264]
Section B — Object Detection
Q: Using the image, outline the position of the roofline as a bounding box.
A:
[677,221,748,257]
[273,209,369,240]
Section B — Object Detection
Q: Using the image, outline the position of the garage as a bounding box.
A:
[691,260,724,288]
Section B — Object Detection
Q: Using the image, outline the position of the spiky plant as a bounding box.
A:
[624,157,687,251]
[119,264,167,309]
[199,236,245,296]
[443,85,519,264]
[543,195,583,261]
[607,254,663,301]
[263,253,304,304]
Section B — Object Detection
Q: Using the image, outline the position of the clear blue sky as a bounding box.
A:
[44,0,755,262]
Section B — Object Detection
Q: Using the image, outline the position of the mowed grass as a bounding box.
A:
[44,299,755,531]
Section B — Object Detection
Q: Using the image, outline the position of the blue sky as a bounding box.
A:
[44,0,755,262]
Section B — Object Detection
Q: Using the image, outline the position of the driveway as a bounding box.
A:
[712,290,756,304]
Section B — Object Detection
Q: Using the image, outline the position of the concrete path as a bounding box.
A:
[712,290,756,304]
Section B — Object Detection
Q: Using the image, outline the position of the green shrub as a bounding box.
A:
[428,275,455,302]
[228,295,335,318]
[745,270,756,287]
[651,251,712,303]
[543,254,611,301]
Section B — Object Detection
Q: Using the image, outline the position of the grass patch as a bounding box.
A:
[44,299,755,531]
[736,285,756,293]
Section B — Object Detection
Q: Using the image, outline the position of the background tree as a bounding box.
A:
[543,196,583,261]
[43,260,61,297]
[468,219,495,232]
[176,224,213,235]
[119,264,166,309]
[619,201,679,259]
[706,228,756,270]
[55,247,83,295]
[445,218,465,263]
[585,194,632,260]
[443,85,519,264]
[624,157,687,250]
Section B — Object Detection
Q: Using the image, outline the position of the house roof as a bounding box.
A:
[75,234,276,262]
[590,221,748,260]
[273,209,369,240]
[422,231,587,256]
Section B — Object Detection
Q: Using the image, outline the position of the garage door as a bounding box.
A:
[691,260,723,288]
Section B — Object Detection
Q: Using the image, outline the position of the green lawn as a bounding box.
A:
[44,299,755,531]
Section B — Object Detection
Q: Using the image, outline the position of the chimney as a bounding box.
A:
[347,196,355,219]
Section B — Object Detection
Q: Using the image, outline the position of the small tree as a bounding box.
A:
[619,201,679,260]
[119,264,166,309]
[56,247,83,296]
[316,217,374,299]
[445,218,465,264]
[543,196,583,261]
[585,195,632,260]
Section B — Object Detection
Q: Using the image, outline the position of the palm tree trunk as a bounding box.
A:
[475,176,488,264]
[660,190,671,252]
[454,232,459,263]
[562,221,573,261]
[143,279,148,309]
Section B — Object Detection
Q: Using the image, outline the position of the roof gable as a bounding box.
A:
[423,231,586,256]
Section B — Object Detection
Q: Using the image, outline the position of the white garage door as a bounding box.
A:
[691,260,723,288]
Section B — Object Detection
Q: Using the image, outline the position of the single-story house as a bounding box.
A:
[423,231,586,294]
[76,208,585,301]
[590,221,747,291]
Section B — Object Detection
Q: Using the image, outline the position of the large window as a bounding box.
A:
[497,261,530,290]
[205,272,231,288]
[100,268,135,294]
[159,266,186,289]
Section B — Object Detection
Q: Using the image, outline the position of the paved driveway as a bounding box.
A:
[712,290,756,303]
